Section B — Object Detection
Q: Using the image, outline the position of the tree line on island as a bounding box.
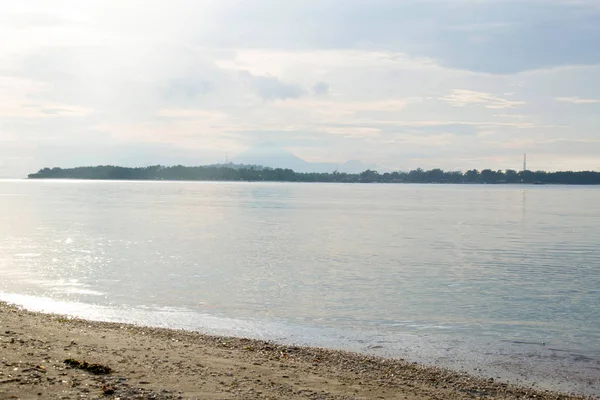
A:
[27,165,600,184]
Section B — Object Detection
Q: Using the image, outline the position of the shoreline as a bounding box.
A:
[21,177,600,185]
[1,301,595,400]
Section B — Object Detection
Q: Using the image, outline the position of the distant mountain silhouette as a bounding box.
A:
[231,143,377,173]
[232,143,310,171]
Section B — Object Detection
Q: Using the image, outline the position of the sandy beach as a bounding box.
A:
[0,301,594,400]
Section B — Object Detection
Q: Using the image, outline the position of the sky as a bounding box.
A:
[1,0,600,177]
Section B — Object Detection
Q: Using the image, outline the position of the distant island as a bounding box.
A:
[27,165,600,184]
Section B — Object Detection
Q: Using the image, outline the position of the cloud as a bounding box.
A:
[3,0,599,74]
[321,126,381,137]
[443,22,512,33]
[0,11,78,28]
[197,0,600,74]
[240,71,305,101]
[161,79,213,105]
[439,90,526,109]
[555,96,600,104]
[313,82,330,96]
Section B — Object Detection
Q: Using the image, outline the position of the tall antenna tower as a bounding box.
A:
[225,152,229,164]
[523,153,527,172]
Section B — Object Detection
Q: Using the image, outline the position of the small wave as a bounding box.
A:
[57,287,105,296]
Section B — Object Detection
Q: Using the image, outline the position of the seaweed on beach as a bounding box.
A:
[64,358,112,375]
[101,384,116,395]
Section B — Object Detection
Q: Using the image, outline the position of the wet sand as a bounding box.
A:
[0,301,594,399]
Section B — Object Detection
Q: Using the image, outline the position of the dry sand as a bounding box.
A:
[0,301,594,400]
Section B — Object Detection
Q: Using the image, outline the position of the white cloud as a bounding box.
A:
[240,71,306,101]
[555,96,600,104]
[439,90,526,109]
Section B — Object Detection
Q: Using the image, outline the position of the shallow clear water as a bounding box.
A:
[1,180,599,395]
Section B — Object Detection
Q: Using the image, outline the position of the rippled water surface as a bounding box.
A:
[1,180,599,395]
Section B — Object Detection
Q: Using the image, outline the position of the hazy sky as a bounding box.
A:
[1,0,600,177]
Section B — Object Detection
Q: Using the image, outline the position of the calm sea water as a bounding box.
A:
[1,180,599,395]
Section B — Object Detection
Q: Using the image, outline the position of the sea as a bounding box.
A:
[1,180,599,396]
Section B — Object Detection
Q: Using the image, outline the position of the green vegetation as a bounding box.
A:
[28,165,600,184]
